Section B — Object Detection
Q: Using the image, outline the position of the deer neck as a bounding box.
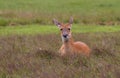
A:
[62,36,74,53]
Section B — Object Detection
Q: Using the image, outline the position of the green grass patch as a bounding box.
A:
[0,0,120,13]
[0,24,120,36]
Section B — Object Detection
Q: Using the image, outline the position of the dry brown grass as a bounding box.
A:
[0,32,120,78]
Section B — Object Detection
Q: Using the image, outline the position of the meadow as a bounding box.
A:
[0,0,120,78]
[0,24,120,36]
[0,24,120,78]
[0,32,120,78]
[0,0,120,26]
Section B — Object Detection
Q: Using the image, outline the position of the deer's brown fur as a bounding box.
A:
[53,18,91,56]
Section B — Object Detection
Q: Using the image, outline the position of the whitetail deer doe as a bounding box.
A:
[53,18,91,56]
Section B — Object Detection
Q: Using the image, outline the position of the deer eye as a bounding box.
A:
[60,28,63,31]
[68,28,70,30]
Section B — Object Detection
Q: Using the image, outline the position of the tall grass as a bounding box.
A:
[0,32,120,78]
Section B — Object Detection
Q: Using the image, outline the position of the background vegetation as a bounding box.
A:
[0,25,120,36]
[0,0,120,26]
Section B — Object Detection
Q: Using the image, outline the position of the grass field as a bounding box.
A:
[0,32,120,78]
[0,0,120,78]
[0,0,120,25]
[0,25,120,36]
[0,0,119,12]
[0,24,120,78]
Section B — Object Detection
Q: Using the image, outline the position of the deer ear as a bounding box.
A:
[69,17,73,28]
[53,19,61,28]
[69,17,73,25]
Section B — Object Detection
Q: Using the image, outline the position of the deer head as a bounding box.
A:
[53,17,73,42]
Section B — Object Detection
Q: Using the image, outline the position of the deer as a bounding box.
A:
[53,17,91,56]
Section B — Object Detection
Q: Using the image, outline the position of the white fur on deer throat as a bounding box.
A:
[61,35,70,43]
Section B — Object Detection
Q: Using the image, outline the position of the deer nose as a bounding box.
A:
[63,34,68,38]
